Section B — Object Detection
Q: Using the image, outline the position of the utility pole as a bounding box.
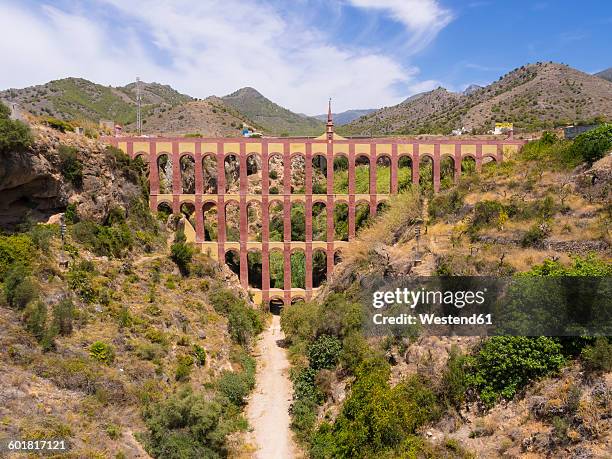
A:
[136,76,142,135]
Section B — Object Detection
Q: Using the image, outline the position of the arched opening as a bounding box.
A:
[461,156,476,175]
[269,297,284,315]
[180,202,196,229]
[269,250,284,289]
[225,249,240,278]
[419,155,434,192]
[291,201,305,242]
[291,296,305,306]
[247,201,262,242]
[312,202,327,241]
[268,154,283,195]
[269,201,284,242]
[334,202,349,241]
[312,155,327,194]
[290,155,305,194]
[246,154,262,194]
[225,154,239,193]
[376,155,391,193]
[202,154,218,194]
[355,155,370,194]
[334,249,343,265]
[156,202,173,222]
[377,201,390,215]
[157,154,172,194]
[290,250,305,289]
[440,156,455,190]
[225,201,240,242]
[247,250,262,289]
[333,155,349,193]
[134,153,149,194]
[180,154,195,194]
[355,201,370,233]
[312,249,327,288]
[398,156,413,192]
[482,155,497,172]
[203,202,217,241]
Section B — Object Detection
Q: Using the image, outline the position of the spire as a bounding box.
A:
[326,98,334,140]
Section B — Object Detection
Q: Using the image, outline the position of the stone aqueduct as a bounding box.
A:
[106,125,523,307]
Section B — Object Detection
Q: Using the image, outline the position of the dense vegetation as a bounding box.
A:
[0,101,33,153]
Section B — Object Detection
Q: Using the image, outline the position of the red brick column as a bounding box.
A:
[283,144,291,297]
[127,141,134,158]
[216,145,226,263]
[305,144,313,295]
[348,146,356,239]
[172,142,181,213]
[390,143,398,194]
[454,144,462,184]
[412,144,420,187]
[476,144,483,172]
[261,142,270,303]
[369,144,377,215]
[239,143,248,289]
[433,143,441,193]
[149,141,159,206]
[326,142,335,279]
[194,142,203,195]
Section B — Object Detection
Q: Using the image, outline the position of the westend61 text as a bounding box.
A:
[372,313,493,326]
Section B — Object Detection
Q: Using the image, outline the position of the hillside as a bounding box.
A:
[341,62,612,135]
[313,108,376,125]
[595,67,612,82]
[0,77,191,125]
[222,87,324,136]
[136,96,265,137]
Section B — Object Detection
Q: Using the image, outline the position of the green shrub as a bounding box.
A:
[581,337,612,372]
[175,355,194,381]
[440,345,469,410]
[66,263,97,303]
[58,145,83,187]
[308,335,342,370]
[89,341,115,364]
[70,220,133,258]
[217,371,252,406]
[208,287,263,346]
[193,344,206,366]
[43,117,73,133]
[52,299,75,336]
[428,189,465,220]
[0,105,33,153]
[23,300,48,341]
[3,264,38,309]
[471,200,504,229]
[64,203,78,224]
[521,222,549,247]
[170,239,194,276]
[28,224,58,251]
[467,336,565,407]
[570,123,612,164]
[0,234,34,279]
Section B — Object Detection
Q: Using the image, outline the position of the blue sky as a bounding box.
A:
[0,0,610,114]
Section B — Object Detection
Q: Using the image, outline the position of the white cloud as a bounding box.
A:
[0,0,451,114]
[346,0,453,52]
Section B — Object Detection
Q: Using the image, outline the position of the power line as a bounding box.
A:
[136,76,142,135]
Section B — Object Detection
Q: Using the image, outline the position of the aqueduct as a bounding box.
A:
[105,111,524,307]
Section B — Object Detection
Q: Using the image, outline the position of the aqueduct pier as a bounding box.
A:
[105,130,524,307]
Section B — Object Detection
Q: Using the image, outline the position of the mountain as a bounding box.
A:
[137,96,265,137]
[341,62,612,135]
[222,87,324,136]
[0,77,191,125]
[594,67,612,82]
[313,108,377,125]
[463,84,483,95]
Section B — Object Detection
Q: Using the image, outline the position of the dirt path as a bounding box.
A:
[246,315,300,459]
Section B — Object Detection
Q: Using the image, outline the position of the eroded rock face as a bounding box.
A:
[574,154,612,203]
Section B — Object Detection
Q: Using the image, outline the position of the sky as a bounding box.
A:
[0,0,610,114]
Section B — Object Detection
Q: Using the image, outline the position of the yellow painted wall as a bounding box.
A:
[312,143,327,155]
[157,142,172,154]
[118,142,128,153]
[461,144,476,155]
[355,144,370,155]
[483,144,497,155]
[223,143,240,154]
[246,143,262,154]
[398,144,413,155]
[333,144,349,155]
[420,144,434,155]
[440,144,454,156]
[290,143,306,154]
[202,143,218,154]
[133,142,149,154]
[179,142,195,154]
[376,144,391,155]
[268,143,284,154]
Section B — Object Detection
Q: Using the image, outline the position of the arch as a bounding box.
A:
[291,296,305,305]
[482,155,498,172]
[355,200,370,233]
[418,154,434,192]
[247,201,262,241]
[290,249,305,289]
[180,155,195,194]
[291,201,305,242]
[268,296,285,315]
[355,154,370,194]
[440,155,455,190]
[268,154,283,195]
[134,153,150,194]
[268,201,284,242]
[247,249,262,289]
[312,201,327,241]
[246,153,262,194]
[157,154,172,194]
[225,249,240,278]
[156,201,173,222]
[376,200,390,215]
[334,249,343,265]
[202,154,218,194]
[180,202,196,229]
[376,155,391,193]
[203,202,218,241]
[312,249,327,288]
[225,154,239,193]
[461,155,476,175]
[334,201,349,241]
[398,155,413,192]
[290,155,305,194]
[333,154,349,193]
[225,201,240,242]
[312,154,327,194]
[268,249,284,289]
